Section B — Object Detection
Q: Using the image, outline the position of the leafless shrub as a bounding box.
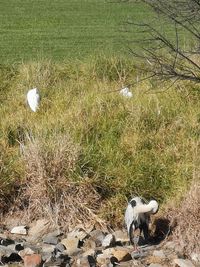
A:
[18,133,102,230]
[167,180,200,255]
[125,0,200,86]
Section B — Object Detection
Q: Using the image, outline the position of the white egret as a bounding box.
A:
[125,197,159,250]
[26,88,40,112]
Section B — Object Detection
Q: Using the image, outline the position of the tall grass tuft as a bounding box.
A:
[19,132,101,229]
[167,178,200,255]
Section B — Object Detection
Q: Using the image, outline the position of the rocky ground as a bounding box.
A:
[0,219,199,267]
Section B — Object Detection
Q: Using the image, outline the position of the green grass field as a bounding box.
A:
[0,0,153,63]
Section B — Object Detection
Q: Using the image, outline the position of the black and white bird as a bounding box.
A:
[125,197,159,250]
[27,88,40,112]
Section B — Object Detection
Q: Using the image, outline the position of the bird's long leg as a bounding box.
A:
[142,222,149,243]
[132,227,141,252]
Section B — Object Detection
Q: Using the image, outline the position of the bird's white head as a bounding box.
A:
[33,88,38,93]
[148,200,159,214]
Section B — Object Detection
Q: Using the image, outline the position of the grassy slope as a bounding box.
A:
[0,0,153,63]
[0,58,199,226]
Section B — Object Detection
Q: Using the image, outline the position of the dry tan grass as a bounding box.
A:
[15,132,102,230]
[167,179,200,255]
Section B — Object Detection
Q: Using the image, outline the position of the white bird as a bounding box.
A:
[120,87,133,98]
[26,88,40,112]
[125,197,159,250]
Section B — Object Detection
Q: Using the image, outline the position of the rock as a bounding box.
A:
[83,238,96,252]
[118,261,137,267]
[79,257,92,267]
[87,255,96,267]
[153,250,166,259]
[23,244,39,254]
[5,243,15,251]
[102,247,113,256]
[0,238,15,246]
[164,241,176,250]
[7,242,24,251]
[18,247,35,258]
[68,229,88,241]
[102,234,115,248]
[110,256,119,265]
[173,258,195,267]
[10,226,27,235]
[61,237,80,256]
[190,252,200,263]
[43,235,58,246]
[96,253,111,266]
[41,244,55,254]
[43,231,60,245]
[131,250,147,260]
[15,243,24,251]
[1,252,22,264]
[55,242,65,253]
[76,256,95,267]
[149,264,163,267]
[82,248,95,257]
[90,230,105,247]
[146,255,164,265]
[23,254,42,267]
[113,230,129,244]
[140,245,158,252]
[111,247,132,262]
[41,252,52,262]
[0,245,14,257]
[28,219,51,242]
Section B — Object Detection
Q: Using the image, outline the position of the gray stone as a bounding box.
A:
[23,243,39,254]
[113,230,129,243]
[111,247,132,262]
[76,256,90,267]
[152,250,165,259]
[82,248,95,257]
[41,244,55,254]
[42,229,61,245]
[68,229,88,241]
[83,238,96,252]
[102,234,115,248]
[164,241,176,250]
[131,251,141,260]
[28,219,52,242]
[191,252,200,263]
[76,255,96,267]
[119,261,140,267]
[61,237,81,256]
[0,245,13,257]
[18,247,35,258]
[173,258,195,267]
[55,242,65,253]
[41,252,52,262]
[43,234,59,245]
[6,242,24,252]
[96,253,111,266]
[6,244,16,251]
[10,226,27,235]
[0,238,15,246]
[90,229,105,247]
[149,264,163,267]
